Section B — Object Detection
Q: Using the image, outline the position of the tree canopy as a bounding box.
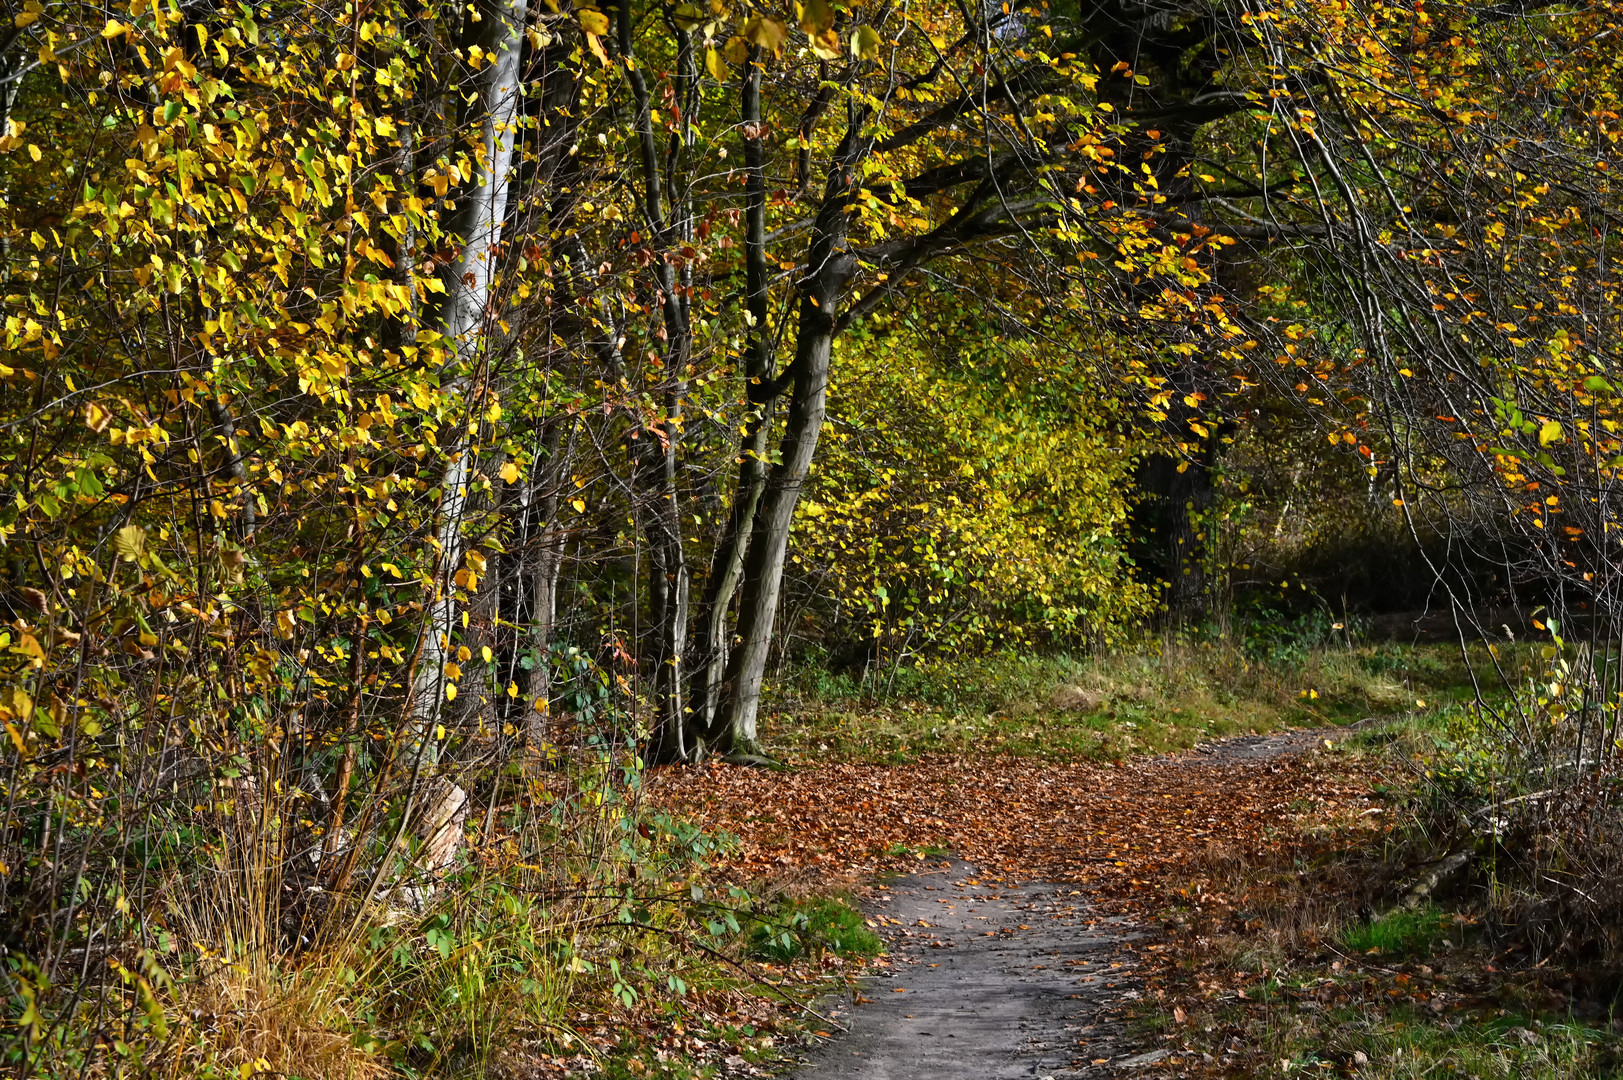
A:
[5,0,1623,1070]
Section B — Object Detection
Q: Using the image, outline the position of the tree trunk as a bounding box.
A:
[617,0,696,763]
[690,416,770,741]
[521,420,577,750]
[712,111,868,753]
[410,0,527,760]
[688,48,776,744]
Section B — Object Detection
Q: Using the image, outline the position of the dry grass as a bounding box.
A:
[167,956,389,1080]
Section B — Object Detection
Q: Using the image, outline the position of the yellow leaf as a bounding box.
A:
[723,34,749,65]
[706,46,725,80]
[1539,420,1564,446]
[809,27,841,59]
[14,11,38,27]
[114,524,147,561]
[743,15,788,53]
[499,461,520,483]
[12,635,43,666]
[571,497,587,513]
[800,0,834,34]
[101,19,127,37]
[481,645,493,662]
[577,8,610,34]
[84,401,112,433]
[4,686,34,721]
[852,23,881,58]
[672,3,705,29]
[443,661,462,680]
[464,550,487,573]
[445,683,457,700]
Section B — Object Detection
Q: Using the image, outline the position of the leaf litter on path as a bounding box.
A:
[651,739,1378,895]
[650,735,1384,1076]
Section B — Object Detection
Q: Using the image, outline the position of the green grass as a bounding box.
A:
[1341,905,1461,958]
[763,641,1484,763]
[1267,1005,1623,1079]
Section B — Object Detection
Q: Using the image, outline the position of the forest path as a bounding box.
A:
[788,863,1147,1079]
[653,727,1381,1077]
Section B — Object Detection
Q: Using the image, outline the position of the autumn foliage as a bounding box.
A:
[5,0,1623,1072]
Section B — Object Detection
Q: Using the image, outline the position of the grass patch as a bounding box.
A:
[763,641,1482,764]
[747,896,884,963]
[1341,905,1460,959]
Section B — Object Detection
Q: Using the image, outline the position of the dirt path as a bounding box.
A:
[652,728,1382,1077]
[790,864,1147,1079]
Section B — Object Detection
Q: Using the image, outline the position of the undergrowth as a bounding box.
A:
[746,896,883,964]
[1,753,858,1080]
[1144,699,1623,1080]
[764,636,1480,763]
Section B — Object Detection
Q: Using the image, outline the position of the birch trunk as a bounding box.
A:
[407,0,527,857]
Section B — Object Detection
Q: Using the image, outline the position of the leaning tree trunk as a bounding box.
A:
[712,114,869,755]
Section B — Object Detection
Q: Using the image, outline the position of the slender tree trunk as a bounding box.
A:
[689,48,776,742]
[690,417,769,739]
[521,419,576,749]
[713,110,868,754]
[616,0,696,762]
[409,0,527,787]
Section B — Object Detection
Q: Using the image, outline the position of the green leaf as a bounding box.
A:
[852,23,881,58]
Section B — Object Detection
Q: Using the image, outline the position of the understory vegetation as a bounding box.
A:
[7,0,1623,1074]
[1144,691,1623,1079]
[767,626,1480,762]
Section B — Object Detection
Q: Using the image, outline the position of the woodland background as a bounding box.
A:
[4,0,1623,1074]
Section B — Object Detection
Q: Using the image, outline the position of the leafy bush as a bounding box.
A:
[747,897,883,963]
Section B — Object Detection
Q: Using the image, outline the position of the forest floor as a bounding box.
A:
[650,727,1380,1077]
[648,659,1623,1079]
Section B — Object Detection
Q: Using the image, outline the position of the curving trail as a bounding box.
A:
[651,729,1381,1077]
